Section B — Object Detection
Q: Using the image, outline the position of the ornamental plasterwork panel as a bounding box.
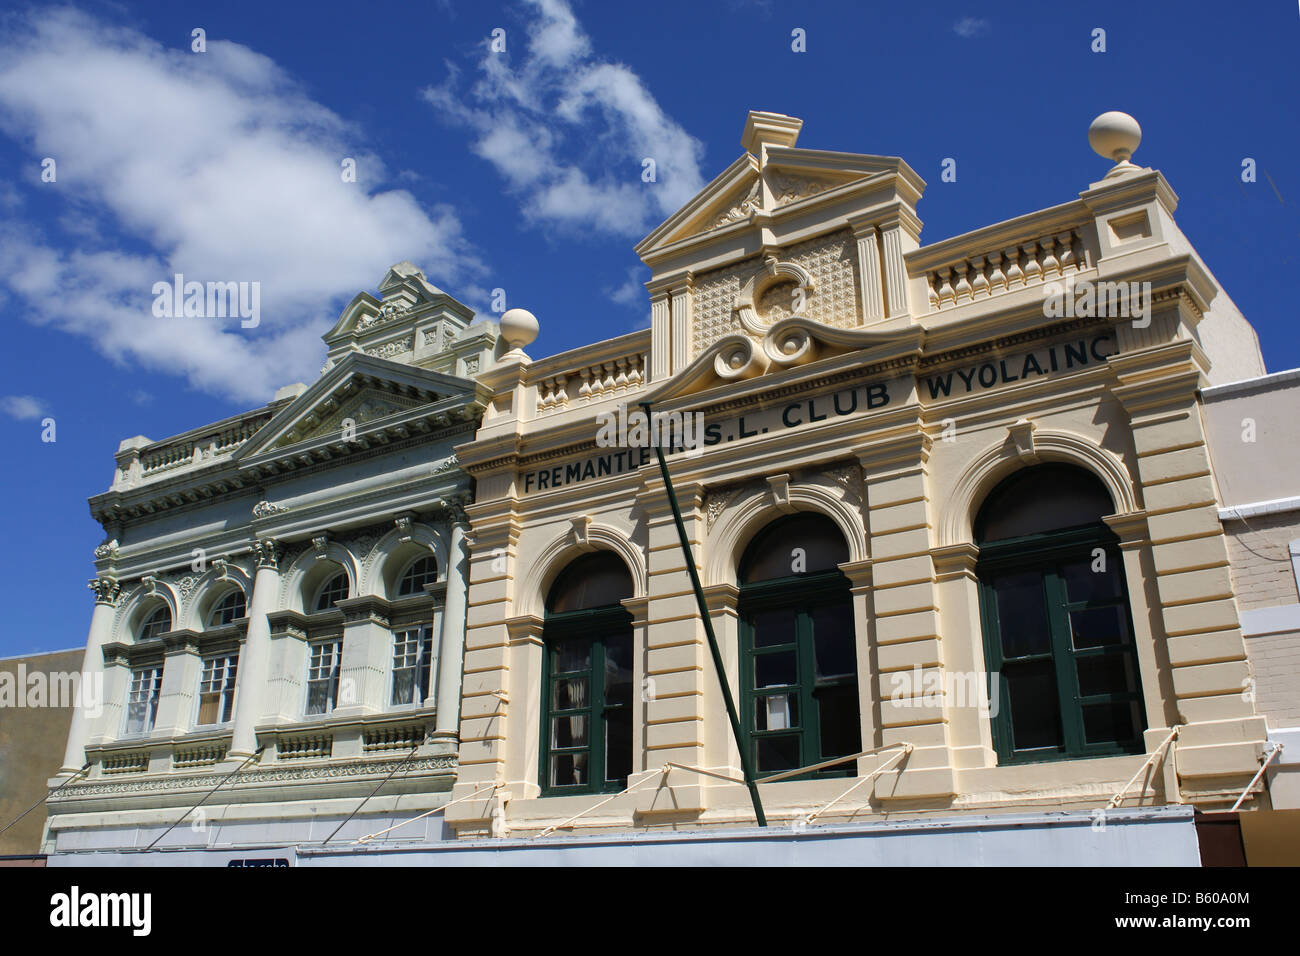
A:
[363,335,415,359]
[691,228,862,356]
[768,171,839,207]
[355,301,411,332]
[50,754,459,798]
[712,178,762,229]
[293,389,422,443]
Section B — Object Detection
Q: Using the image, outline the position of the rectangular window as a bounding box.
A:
[305,640,342,715]
[391,626,433,706]
[197,654,238,725]
[124,666,163,735]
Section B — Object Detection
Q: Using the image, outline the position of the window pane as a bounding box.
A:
[1061,558,1122,603]
[398,556,438,596]
[605,707,632,784]
[750,608,796,648]
[740,513,849,583]
[1005,662,1063,753]
[992,572,1051,658]
[552,715,587,749]
[1082,700,1139,745]
[551,752,588,788]
[391,670,416,705]
[552,677,589,711]
[552,640,591,674]
[1076,653,1136,697]
[756,734,800,774]
[812,602,856,679]
[755,650,797,689]
[1069,606,1128,649]
[198,694,220,725]
[755,693,798,731]
[546,553,633,612]
[976,465,1114,542]
[815,683,861,761]
[604,633,633,707]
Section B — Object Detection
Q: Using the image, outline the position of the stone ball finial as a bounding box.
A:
[1089,111,1142,166]
[499,307,539,351]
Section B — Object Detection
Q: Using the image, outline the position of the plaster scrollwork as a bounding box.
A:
[356,300,410,331]
[733,255,816,336]
[93,539,119,560]
[252,500,288,519]
[713,334,770,382]
[713,179,762,228]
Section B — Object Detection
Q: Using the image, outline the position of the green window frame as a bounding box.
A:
[978,525,1146,764]
[739,574,860,780]
[539,605,634,796]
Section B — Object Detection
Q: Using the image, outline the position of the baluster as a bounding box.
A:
[1003,246,1024,288]
[1021,241,1042,285]
[1040,235,1059,279]
[988,250,1007,294]
[970,255,989,298]
[953,262,972,302]
[937,267,956,307]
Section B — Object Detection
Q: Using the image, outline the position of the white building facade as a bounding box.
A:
[45,263,500,852]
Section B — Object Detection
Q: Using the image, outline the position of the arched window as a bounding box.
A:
[540,551,634,795]
[975,464,1145,763]
[313,570,349,612]
[738,513,859,779]
[138,604,171,641]
[207,589,247,627]
[397,555,438,596]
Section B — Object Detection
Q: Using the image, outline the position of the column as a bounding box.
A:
[228,538,281,759]
[879,215,913,320]
[649,287,672,382]
[670,278,693,375]
[1111,348,1267,802]
[851,223,886,324]
[154,633,202,736]
[59,576,121,773]
[636,476,708,815]
[854,429,957,800]
[434,517,470,736]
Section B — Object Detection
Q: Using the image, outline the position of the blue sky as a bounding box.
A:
[0,0,1296,656]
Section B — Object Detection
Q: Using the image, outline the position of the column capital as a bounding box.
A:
[88,576,122,607]
[252,537,283,571]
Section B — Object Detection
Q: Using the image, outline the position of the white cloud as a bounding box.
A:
[606,265,647,308]
[0,395,48,420]
[953,17,991,38]
[423,0,705,238]
[0,7,485,405]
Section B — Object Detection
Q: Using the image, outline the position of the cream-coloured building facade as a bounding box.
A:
[46,110,1299,865]
[441,110,1290,852]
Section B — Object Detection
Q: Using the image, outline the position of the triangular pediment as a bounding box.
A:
[234,352,485,463]
[636,148,913,258]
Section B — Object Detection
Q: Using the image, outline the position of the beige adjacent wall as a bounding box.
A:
[0,649,81,855]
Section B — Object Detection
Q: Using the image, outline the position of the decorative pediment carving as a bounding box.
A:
[643,317,925,403]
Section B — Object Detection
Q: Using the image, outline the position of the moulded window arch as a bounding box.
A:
[137,603,172,641]
[737,512,860,780]
[974,463,1146,764]
[312,568,350,612]
[207,588,247,627]
[540,551,635,796]
[397,554,439,597]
